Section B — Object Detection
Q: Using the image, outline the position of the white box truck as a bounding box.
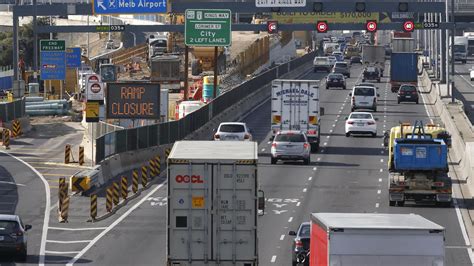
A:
[271,79,323,152]
[391,38,416,53]
[167,141,264,266]
[362,45,386,76]
[309,213,445,266]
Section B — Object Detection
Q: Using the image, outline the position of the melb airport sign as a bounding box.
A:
[107,83,160,119]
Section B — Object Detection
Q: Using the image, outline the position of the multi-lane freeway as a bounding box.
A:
[30,62,469,265]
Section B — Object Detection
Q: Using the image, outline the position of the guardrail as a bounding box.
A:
[0,99,25,123]
[95,51,316,162]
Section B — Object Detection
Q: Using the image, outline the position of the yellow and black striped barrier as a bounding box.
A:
[90,194,97,220]
[112,182,120,205]
[71,176,90,192]
[149,159,157,177]
[12,120,21,138]
[106,187,113,212]
[59,196,69,223]
[132,169,139,193]
[64,144,71,164]
[58,177,67,205]
[155,156,161,176]
[121,176,128,200]
[165,148,171,160]
[2,128,9,149]
[79,146,85,165]
[141,165,148,188]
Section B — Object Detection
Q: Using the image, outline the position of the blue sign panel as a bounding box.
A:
[93,0,167,14]
[40,51,66,80]
[66,48,81,68]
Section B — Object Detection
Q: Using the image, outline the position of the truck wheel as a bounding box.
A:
[416,100,419,104]
[271,158,277,165]
[397,201,405,207]
[436,201,452,208]
[343,86,346,90]
[398,100,401,104]
[389,201,396,207]
[304,158,310,165]
[311,143,319,152]
[362,79,365,82]
[345,132,350,137]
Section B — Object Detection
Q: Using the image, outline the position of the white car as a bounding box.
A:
[345,112,377,137]
[214,122,252,141]
[328,56,337,66]
[470,68,474,81]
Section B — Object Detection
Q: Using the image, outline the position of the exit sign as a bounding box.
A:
[40,40,65,51]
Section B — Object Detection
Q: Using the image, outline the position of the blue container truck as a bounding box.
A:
[388,121,452,207]
[390,52,418,92]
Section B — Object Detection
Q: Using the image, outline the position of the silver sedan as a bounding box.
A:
[271,131,311,165]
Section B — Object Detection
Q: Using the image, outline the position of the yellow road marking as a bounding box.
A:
[27,162,92,169]
[49,185,59,189]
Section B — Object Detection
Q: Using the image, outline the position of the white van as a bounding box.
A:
[350,86,379,112]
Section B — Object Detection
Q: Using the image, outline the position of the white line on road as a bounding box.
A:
[329,129,333,133]
[326,136,330,139]
[280,235,285,241]
[381,143,384,147]
[271,255,277,263]
[317,158,321,161]
[375,203,380,208]
[267,141,271,144]
[49,227,107,231]
[320,149,325,153]
[380,159,384,163]
[323,142,327,146]
[45,250,80,255]
[313,167,317,171]
[454,198,474,263]
[67,183,166,265]
[380,169,383,172]
[0,180,25,186]
[379,178,382,182]
[261,148,265,152]
[1,151,51,266]
[377,190,381,194]
[296,202,301,207]
[303,188,307,192]
[47,240,91,244]
[332,124,336,127]
[288,217,293,223]
[308,176,312,181]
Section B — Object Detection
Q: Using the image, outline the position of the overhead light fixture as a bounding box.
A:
[355,2,366,12]
[398,2,409,12]
[313,2,323,12]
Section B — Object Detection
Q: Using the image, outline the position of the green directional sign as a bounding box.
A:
[40,40,65,51]
[185,9,231,47]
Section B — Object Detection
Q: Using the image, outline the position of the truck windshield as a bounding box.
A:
[454,45,466,53]
[151,40,167,48]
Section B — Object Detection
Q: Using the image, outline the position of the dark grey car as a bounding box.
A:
[0,214,31,261]
[332,62,350,78]
[289,222,310,266]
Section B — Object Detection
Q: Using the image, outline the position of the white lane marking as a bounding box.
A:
[380,169,383,172]
[329,129,333,133]
[383,124,386,128]
[1,151,51,266]
[67,183,166,265]
[326,136,330,139]
[271,255,277,263]
[381,143,384,147]
[418,80,435,124]
[454,198,474,263]
[261,148,265,152]
[332,124,336,127]
[288,217,293,223]
[338,110,342,113]
[0,180,26,186]
[47,240,91,244]
[375,203,380,208]
[380,159,384,163]
[337,115,340,118]
[303,188,307,192]
[313,167,317,171]
[381,150,384,154]
[317,158,321,161]
[377,190,381,194]
[267,141,271,144]
[334,119,338,122]
[323,142,327,146]
[379,178,382,182]
[384,120,386,123]
[384,115,387,118]
[49,227,107,231]
[308,176,313,181]
[280,234,285,241]
[296,202,301,207]
[45,250,80,255]
[320,149,325,153]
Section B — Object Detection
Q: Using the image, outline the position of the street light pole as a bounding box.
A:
[451,0,455,103]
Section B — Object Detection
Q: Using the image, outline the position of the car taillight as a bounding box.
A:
[272,143,277,148]
[303,143,310,149]
[214,134,220,139]
[352,96,355,102]
[307,130,317,135]
[347,121,354,124]
[367,121,375,125]
[412,91,417,94]
[10,231,22,239]
[244,134,250,139]
[400,91,404,94]
[433,182,444,187]
[398,181,406,186]
[295,240,303,248]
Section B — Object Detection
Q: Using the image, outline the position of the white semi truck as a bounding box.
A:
[362,45,386,76]
[309,213,445,266]
[167,141,264,266]
[271,79,323,152]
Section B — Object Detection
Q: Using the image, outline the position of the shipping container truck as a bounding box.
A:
[167,141,265,266]
[387,121,452,207]
[451,36,468,64]
[310,213,445,266]
[271,79,323,152]
[390,52,418,92]
[361,45,386,76]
